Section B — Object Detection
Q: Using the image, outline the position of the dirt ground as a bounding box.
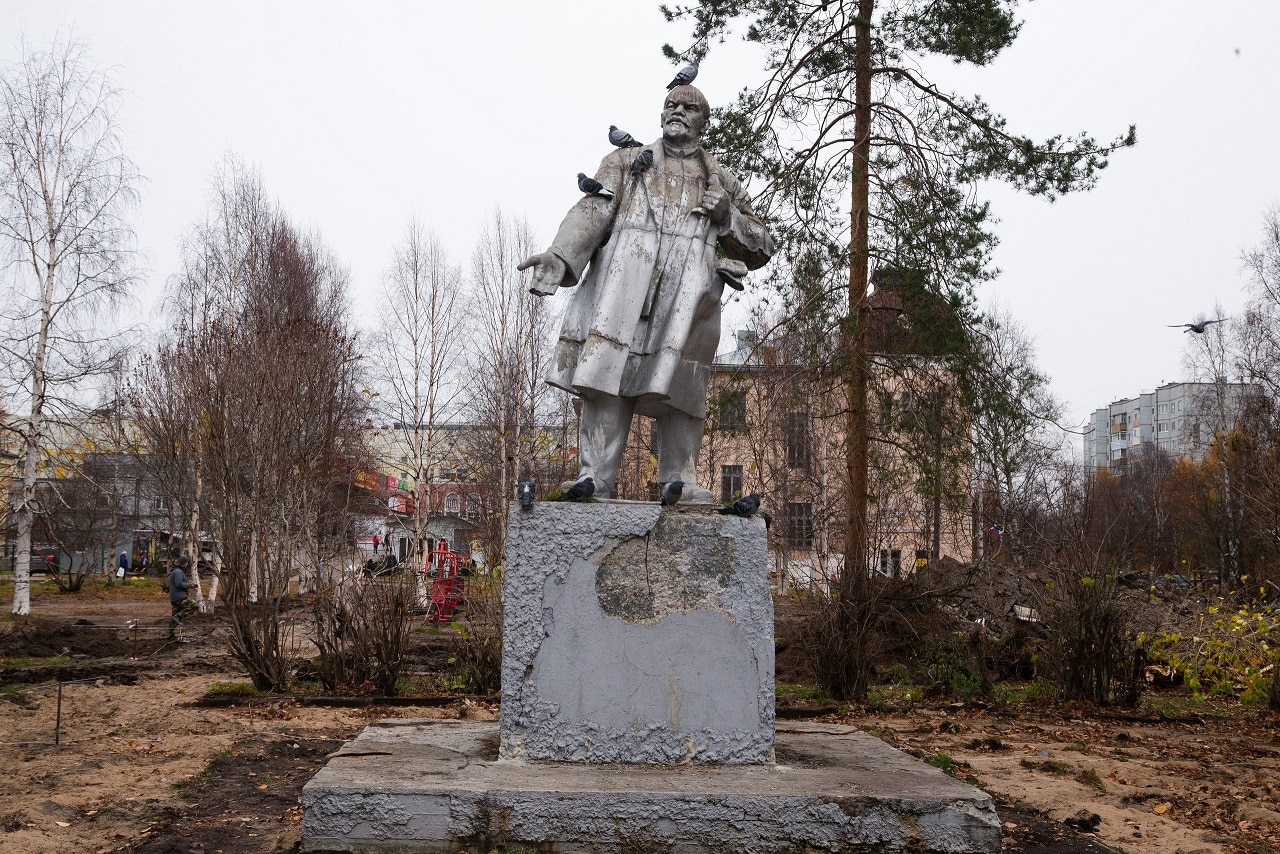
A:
[0,584,1276,854]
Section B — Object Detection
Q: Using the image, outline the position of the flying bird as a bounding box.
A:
[608,125,643,148]
[630,148,653,177]
[555,477,595,502]
[516,479,536,511]
[660,480,684,506]
[666,60,699,90]
[1169,318,1228,334]
[577,172,614,199]
[716,493,761,518]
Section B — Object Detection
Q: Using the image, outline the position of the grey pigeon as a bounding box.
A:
[577,172,614,199]
[516,478,536,511]
[630,148,653,177]
[716,493,761,517]
[608,125,643,148]
[660,480,684,506]
[758,508,773,530]
[556,477,595,502]
[666,60,699,90]
[1169,318,1227,334]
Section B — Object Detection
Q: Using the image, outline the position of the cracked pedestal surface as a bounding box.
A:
[499,500,774,765]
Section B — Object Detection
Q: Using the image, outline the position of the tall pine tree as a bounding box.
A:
[662,0,1134,698]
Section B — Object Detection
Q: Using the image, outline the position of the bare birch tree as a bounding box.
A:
[368,218,464,574]
[0,38,139,615]
[466,208,562,565]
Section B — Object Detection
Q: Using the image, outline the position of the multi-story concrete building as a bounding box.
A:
[1083,381,1254,470]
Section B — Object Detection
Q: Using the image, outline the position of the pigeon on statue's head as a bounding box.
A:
[666,60,699,90]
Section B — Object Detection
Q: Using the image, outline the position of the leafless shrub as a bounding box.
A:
[1022,466,1153,706]
[311,573,415,695]
[451,573,502,694]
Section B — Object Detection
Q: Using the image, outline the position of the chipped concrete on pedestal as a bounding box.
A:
[500,501,774,765]
[301,719,1002,853]
[301,502,1001,853]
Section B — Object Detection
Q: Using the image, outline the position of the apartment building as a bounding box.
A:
[700,316,974,592]
[1083,381,1254,470]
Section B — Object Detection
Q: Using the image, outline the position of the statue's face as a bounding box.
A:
[661,88,708,146]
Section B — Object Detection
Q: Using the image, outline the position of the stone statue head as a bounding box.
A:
[661,85,710,146]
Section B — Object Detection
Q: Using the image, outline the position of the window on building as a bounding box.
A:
[878,548,902,577]
[466,493,481,521]
[785,502,814,551]
[715,389,748,431]
[444,492,461,515]
[720,465,743,504]
[787,410,811,469]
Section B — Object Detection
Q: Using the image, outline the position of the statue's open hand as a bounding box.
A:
[518,251,566,296]
[701,173,731,224]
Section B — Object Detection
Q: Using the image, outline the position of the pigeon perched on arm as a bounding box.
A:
[1169,318,1227,334]
[666,60,699,90]
[577,172,614,199]
[516,479,536,511]
[630,148,653,177]
[716,493,761,517]
[608,125,643,148]
[555,477,595,502]
[660,480,684,506]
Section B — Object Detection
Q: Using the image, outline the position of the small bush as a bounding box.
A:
[452,574,502,695]
[1040,570,1147,706]
[311,574,416,695]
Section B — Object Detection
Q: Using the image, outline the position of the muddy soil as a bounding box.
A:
[0,587,1275,854]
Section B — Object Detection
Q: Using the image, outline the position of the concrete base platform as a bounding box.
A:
[302,719,1001,853]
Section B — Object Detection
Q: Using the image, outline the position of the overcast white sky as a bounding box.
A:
[8,1,1280,440]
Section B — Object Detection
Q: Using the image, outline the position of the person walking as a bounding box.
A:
[168,556,197,637]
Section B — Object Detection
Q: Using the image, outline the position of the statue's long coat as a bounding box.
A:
[545,142,773,420]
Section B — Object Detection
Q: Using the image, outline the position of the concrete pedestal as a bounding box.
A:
[300,502,1000,853]
[301,719,1002,853]
[500,501,775,765]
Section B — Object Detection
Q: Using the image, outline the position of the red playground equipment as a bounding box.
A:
[425,539,465,622]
